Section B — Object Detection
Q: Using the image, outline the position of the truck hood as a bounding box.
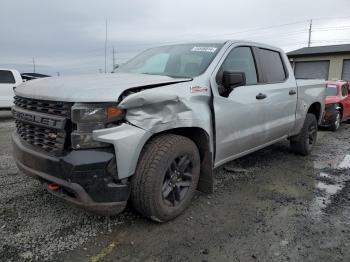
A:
[14,73,192,102]
[325,96,341,105]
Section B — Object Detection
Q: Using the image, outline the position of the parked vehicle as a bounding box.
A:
[321,80,350,131]
[12,41,326,222]
[0,69,22,109]
[21,73,50,82]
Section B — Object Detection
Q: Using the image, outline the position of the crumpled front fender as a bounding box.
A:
[93,124,152,179]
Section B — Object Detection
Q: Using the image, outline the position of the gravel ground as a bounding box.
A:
[1,109,350,262]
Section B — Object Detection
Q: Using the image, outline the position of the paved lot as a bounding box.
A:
[1,109,350,262]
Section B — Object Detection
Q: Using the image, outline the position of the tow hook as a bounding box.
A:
[48,183,60,191]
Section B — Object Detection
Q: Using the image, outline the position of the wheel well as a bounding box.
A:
[307,102,322,121]
[151,127,214,194]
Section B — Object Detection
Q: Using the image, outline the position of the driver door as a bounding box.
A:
[211,46,267,166]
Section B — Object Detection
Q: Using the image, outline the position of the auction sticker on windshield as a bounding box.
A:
[191,47,217,53]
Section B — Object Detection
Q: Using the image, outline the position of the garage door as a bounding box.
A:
[294,61,330,80]
[342,59,350,81]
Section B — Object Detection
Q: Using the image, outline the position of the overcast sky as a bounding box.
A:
[1,0,350,75]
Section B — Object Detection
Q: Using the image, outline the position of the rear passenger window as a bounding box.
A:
[0,70,16,84]
[217,47,258,85]
[258,48,286,83]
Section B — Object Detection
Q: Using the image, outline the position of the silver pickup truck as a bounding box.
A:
[12,41,325,222]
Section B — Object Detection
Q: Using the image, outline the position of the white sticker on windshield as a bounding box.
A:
[191,47,217,53]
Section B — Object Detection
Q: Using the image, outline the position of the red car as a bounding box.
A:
[321,80,350,131]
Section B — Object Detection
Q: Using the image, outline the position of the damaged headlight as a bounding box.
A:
[71,103,125,149]
[325,103,341,112]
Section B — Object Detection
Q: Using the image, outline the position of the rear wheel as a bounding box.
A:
[330,111,341,131]
[290,113,318,156]
[131,134,200,222]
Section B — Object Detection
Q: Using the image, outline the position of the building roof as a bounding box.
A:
[287,44,350,57]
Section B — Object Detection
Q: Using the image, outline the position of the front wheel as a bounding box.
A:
[131,134,200,222]
[290,113,318,156]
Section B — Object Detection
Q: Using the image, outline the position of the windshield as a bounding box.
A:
[115,43,223,78]
[326,85,338,96]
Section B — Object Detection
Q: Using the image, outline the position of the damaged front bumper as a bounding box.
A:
[12,132,130,215]
[320,106,340,127]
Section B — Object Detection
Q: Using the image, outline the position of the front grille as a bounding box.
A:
[14,96,72,154]
[15,120,66,154]
[14,96,72,118]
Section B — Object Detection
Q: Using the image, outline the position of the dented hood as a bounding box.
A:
[14,73,191,102]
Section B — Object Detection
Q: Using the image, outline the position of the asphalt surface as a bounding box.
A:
[1,109,350,262]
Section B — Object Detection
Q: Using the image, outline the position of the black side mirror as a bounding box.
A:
[222,71,246,90]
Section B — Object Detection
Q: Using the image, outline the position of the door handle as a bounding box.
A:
[256,93,267,100]
[289,90,297,95]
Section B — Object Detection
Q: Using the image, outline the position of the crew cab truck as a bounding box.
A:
[12,41,325,222]
[0,69,22,109]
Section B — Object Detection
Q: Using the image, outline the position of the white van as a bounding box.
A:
[0,69,22,109]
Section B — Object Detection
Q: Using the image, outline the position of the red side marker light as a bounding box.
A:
[48,183,60,191]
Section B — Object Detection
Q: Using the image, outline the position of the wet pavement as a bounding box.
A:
[1,109,350,262]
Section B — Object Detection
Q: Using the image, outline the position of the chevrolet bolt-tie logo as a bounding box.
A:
[47,133,58,140]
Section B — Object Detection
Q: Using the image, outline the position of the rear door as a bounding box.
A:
[255,48,298,142]
[211,46,267,166]
[0,70,17,108]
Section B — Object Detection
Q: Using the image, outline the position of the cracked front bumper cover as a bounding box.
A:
[12,132,130,215]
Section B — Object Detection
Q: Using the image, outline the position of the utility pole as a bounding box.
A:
[308,19,313,47]
[112,47,116,69]
[104,19,108,73]
[32,57,36,73]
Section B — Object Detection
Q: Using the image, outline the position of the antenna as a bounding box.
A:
[104,19,108,73]
[308,19,313,47]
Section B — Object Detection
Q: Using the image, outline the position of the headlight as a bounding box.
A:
[72,103,124,123]
[325,103,341,111]
[71,103,125,149]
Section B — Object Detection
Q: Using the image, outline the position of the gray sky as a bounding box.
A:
[1,0,350,75]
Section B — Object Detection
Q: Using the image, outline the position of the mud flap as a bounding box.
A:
[197,151,213,194]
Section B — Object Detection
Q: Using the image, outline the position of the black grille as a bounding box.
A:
[14,96,72,154]
[15,120,66,154]
[14,96,72,118]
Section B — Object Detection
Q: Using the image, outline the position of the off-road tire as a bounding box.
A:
[330,111,341,131]
[290,113,318,156]
[131,134,200,222]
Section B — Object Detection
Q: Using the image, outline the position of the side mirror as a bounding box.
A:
[222,71,246,90]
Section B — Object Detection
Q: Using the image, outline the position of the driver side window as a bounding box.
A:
[216,47,258,86]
